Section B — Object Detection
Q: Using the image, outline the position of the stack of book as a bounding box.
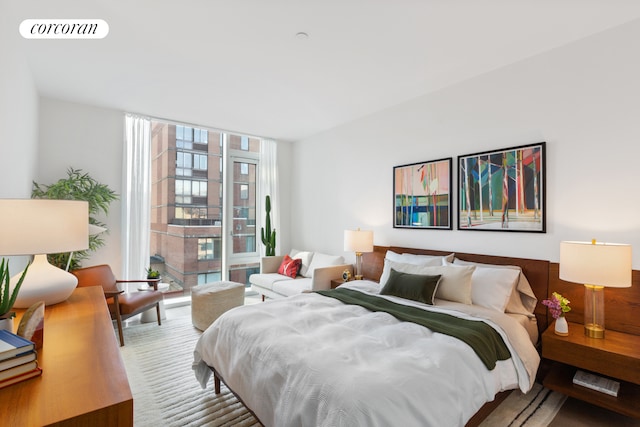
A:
[0,329,42,388]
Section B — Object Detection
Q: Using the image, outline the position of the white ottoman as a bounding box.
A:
[191,281,245,331]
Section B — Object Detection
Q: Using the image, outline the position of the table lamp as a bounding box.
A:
[0,199,89,307]
[344,228,373,280]
[559,240,632,338]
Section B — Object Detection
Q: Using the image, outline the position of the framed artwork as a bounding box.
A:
[393,158,452,229]
[458,142,545,232]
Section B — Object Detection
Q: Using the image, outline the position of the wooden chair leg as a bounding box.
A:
[156,302,161,326]
[113,296,125,347]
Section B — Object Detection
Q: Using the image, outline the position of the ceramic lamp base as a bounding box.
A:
[12,254,78,308]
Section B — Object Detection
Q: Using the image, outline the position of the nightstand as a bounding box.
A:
[542,320,640,418]
[330,279,346,289]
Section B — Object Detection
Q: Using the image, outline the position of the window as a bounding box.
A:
[149,119,260,295]
[198,271,221,284]
[176,152,193,176]
[175,206,207,220]
[240,184,248,200]
[194,154,207,170]
[194,128,208,144]
[176,179,207,200]
[198,237,221,260]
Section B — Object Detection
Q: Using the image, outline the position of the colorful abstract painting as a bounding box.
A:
[458,142,545,232]
[393,158,452,229]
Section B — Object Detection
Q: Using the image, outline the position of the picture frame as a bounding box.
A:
[457,142,545,232]
[393,158,452,229]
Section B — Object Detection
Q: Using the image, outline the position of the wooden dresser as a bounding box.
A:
[0,286,133,426]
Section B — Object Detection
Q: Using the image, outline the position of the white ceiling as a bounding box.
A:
[6,1,640,141]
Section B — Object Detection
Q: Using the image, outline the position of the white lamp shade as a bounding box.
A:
[560,240,632,288]
[344,229,374,253]
[0,199,89,255]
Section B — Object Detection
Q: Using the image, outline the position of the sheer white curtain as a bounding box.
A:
[259,139,280,256]
[122,114,151,280]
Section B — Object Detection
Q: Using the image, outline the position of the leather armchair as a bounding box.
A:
[71,264,164,346]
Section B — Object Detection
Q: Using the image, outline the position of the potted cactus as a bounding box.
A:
[0,259,30,331]
[260,195,276,256]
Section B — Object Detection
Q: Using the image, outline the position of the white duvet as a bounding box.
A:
[193,281,540,427]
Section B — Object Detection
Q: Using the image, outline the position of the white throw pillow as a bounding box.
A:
[379,257,442,286]
[290,250,314,278]
[307,252,344,276]
[453,258,537,316]
[469,267,520,312]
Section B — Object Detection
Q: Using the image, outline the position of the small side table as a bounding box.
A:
[542,320,640,418]
[330,279,346,289]
[140,282,170,323]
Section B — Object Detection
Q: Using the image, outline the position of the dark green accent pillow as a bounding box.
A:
[380,268,442,305]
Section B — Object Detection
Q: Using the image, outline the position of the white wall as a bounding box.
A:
[0,14,38,198]
[291,19,640,269]
[0,11,39,273]
[38,98,124,273]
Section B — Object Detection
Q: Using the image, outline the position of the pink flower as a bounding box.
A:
[542,292,571,319]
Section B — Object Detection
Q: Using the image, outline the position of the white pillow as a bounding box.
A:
[307,252,344,276]
[290,250,315,278]
[379,257,442,286]
[453,258,537,316]
[469,267,520,312]
[385,250,455,265]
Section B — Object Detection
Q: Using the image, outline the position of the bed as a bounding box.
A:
[193,246,549,427]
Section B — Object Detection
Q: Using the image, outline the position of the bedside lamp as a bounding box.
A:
[344,228,373,280]
[0,199,89,308]
[560,240,632,338]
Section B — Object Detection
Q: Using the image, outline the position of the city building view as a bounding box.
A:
[149,120,261,299]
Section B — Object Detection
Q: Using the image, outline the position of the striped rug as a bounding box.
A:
[120,313,565,427]
[120,317,261,427]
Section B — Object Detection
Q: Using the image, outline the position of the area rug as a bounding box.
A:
[120,314,565,427]
[120,317,261,427]
[479,383,567,427]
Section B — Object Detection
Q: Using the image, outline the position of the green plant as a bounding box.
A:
[260,195,276,256]
[0,259,30,317]
[146,267,160,279]
[32,167,118,270]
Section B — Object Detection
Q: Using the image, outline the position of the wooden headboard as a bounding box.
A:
[362,245,551,335]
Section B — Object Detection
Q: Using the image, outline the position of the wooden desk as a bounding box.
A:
[0,286,133,426]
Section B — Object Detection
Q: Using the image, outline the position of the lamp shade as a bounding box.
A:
[0,199,89,255]
[344,229,374,253]
[559,240,632,288]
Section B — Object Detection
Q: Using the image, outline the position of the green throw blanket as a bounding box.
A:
[316,288,511,370]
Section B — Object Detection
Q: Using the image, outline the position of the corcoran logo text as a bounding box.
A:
[20,19,109,39]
